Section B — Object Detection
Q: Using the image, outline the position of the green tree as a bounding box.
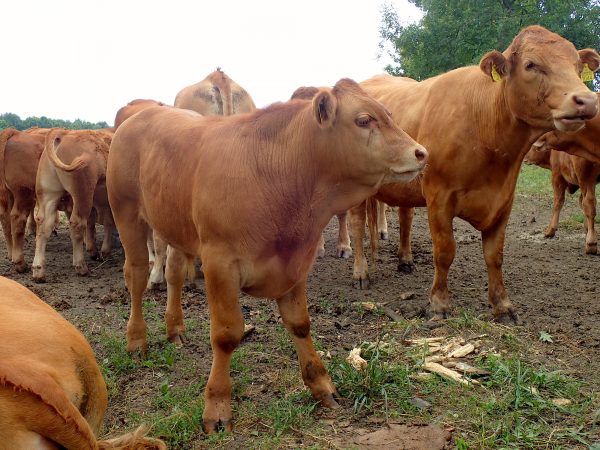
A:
[380,0,600,84]
[0,113,109,131]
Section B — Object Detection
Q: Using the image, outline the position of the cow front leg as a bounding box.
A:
[10,192,35,273]
[276,280,338,408]
[544,171,567,238]
[336,212,352,258]
[202,262,244,434]
[350,201,369,288]
[377,201,388,240]
[428,205,456,318]
[100,210,115,259]
[315,233,325,258]
[0,196,13,260]
[580,182,597,254]
[69,207,92,276]
[482,213,517,324]
[397,207,415,273]
[164,246,188,345]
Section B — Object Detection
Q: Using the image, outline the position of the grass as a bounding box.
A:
[516,164,553,196]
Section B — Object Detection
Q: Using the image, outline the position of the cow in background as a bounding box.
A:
[113,99,168,130]
[0,276,166,449]
[0,127,53,271]
[107,79,427,432]
[174,67,256,116]
[350,25,599,323]
[33,128,115,281]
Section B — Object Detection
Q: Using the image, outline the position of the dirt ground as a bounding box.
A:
[2,187,599,448]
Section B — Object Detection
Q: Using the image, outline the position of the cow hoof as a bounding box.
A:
[203,419,233,435]
[425,308,448,321]
[101,250,111,260]
[379,231,389,240]
[147,281,166,291]
[315,247,325,258]
[76,266,90,277]
[336,247,352,258]
[32,274,46,284]
[353,277,369,290]
[319,393,340,409]
[90,251,101,261]
[543,230,555,238]
[168,333,185,347]
[398,261,415,273]
[585,243,597,254]
[14,261,27,273]
[494,310,519,325]
[127,339,148,357]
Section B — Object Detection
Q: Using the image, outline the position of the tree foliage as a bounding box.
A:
[380,0,600,83]
[0,113,109,131]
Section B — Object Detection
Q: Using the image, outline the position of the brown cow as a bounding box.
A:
[32,128,115,281]
[0,276,166,449]
[107,79,428,432]
[350,25,599,323]
[113,98,168,130]
[174,67,256,116]
[0,127,53,272]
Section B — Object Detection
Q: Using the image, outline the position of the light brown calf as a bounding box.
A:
[350,25,599,322]
[0,276,166,449]
[0,127,53,272]
[33,128,115,281]
[107,79,428,433]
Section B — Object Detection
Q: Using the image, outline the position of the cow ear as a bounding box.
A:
[312,90,337,128]
[579,48,600,71]
[480,50,510,81]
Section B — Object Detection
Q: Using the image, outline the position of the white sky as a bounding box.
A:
[1,1,422,125]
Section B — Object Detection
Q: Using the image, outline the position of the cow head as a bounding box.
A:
[312,79,428,183]
[480,25,599,132]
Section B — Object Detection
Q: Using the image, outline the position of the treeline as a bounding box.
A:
[0,112,109,131]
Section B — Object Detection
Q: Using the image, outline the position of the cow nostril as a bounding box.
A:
[415,147,427,161]
[573,95,586,106]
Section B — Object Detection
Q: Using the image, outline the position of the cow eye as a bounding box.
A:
[356,115,376,128]
[525,61,536,70]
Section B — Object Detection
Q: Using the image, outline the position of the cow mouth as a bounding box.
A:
[553,115,588,132]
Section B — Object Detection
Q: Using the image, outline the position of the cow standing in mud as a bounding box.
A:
[107,79,427,432]
[350,25,599,322]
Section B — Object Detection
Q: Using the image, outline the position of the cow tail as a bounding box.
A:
[45,129,87,172]
[0,128,19,189]
[366,196,379,261]
[97,426,167,449]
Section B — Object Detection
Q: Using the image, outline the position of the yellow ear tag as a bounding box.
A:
[581,63,594,82]
[491,64,502,82]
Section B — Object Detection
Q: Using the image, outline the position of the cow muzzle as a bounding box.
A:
[553,91,599,132]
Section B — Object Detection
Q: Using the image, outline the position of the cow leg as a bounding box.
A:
[580,181,597,254]
[0,195,13,260]
[85,208,99,260]
[377,201,388,240]
[544,171,567,238]
[32,192,61,281]
[164,246,187,345]
[24,207,36,237]
[100,208,115,259]
[148,233,167,289]
[277,280,338,407]
[428,204,456,318]
[336,212,352,258]
[68,199,94,276]
[316,233,325,258]
[11,191,36,273]
[397,207,415,273]
[120,222,151,354]
[202,261,244,434]
[350,201,369,289]
[147,229,155,266]
[482,213,517,323]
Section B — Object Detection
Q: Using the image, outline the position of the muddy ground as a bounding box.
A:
[1,185,599,448]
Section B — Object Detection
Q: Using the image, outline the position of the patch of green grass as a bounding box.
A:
[446,309,491,333]
[517,164,553,196]
[259,391,319,437]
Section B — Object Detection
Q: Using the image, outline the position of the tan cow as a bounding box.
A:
[32,128,115,281]
[0,276,166,449]
[107,79,427,432]
[350,25,599,323]
[174,67,256,116]
[113,98,168,130]
[0,127,53,272]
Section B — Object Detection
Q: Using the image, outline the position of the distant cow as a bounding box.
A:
[113,99,168,130]
[0,127,53,272]
[350,25,599,323]
[107,79,427,432]
[0,276,166,449]
[32,128,115,281]
[174,67,256,116]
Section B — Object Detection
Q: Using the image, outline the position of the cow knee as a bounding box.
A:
[212,328,243,354]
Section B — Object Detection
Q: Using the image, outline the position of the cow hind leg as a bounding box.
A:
[201,259,245,434]
[350,201,369,289]
[69,204,94,277]
[0,197,13,260]
[164,246,188,345]
[10,191,35,273]
[277,280,338,408]
[100,208,115,259]
[32,192,62,282]
[428,203,456,318]
[85,208,99,260]
[397,207,415,273]
[336,212,352,258]
[580,183,597,254]
[544,173,567,238]
[148,232,167,289]
[377,201,388,240]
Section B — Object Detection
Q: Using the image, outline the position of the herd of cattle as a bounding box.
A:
[0,24,599,447]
